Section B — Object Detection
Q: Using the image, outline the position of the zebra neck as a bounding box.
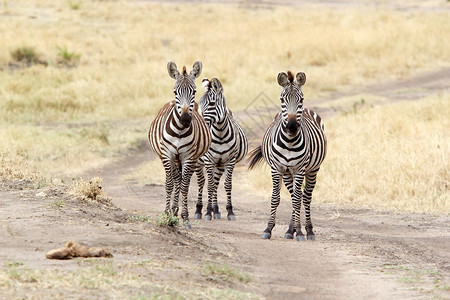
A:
[213,114,228,130]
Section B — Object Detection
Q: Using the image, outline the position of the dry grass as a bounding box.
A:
[315,94,449,213]
[249,94,450,214]
[0,259,258,299]
[69,176,111,205]
[1,1,448,181]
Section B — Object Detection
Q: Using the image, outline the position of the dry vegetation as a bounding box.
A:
[248,94,450,214]
[0,1,449,298]
[0,259,258,299]
[1,0,449,181]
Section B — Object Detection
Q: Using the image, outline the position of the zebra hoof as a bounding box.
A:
[204,215,212,221]
[284,233,294,239]
[261,232,271,239]
[213,213,221,220]
[307,235,316,241]
[184,223,192,230]
[194,213,202,220]
[227,215,236,221]
[296,235,306,242]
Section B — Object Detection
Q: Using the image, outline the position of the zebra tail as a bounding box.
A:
[248,146,263,170]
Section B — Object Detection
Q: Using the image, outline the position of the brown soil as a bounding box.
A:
[1,68,449,299]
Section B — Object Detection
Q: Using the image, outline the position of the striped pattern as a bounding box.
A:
[148,61,211,227]
[194,78,248,220]
[249,71,327,241]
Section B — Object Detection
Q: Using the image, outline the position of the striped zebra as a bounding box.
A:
[194,78,248,221]
[248,71,327,241]
[148,61,211,228]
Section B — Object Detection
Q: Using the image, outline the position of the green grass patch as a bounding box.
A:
[155,212,179,227]
[202,262,252,283]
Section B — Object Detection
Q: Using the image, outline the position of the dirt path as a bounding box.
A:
[1,68,449,299]
[89,67,449,299]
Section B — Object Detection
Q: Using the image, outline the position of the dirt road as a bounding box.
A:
[0,68,449,299]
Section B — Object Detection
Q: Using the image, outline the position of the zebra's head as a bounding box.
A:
[167,60,203,128]
[277,71,306,136]
[199,77,226,127]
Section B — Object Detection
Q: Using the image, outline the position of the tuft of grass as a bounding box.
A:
[0,151,47,186]
[128,214,153,223]
[201,262,252,283]
[56,46,81,67]
[10,46,40,64]
[50,199,64,209]
[155,212,179,227]
[69,177,111,205]
[5,261,24,268]
[68,1,81,10]
[79,126,109,146]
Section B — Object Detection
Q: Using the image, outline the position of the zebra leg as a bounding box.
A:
[282,174,296,239]
[180,161,195,229]
[194,163,205,220]
[262,171,281,239]
[204,164,214,220]
[162,159,175,214]
[304,171,318,240]
[171,163,182,216]
[224,163,236,220]
[293,173,306,241]
[212,167,224,219]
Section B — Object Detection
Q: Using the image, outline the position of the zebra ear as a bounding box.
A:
[167,61,179,79]
[211,78,223,93]
[190,60,203,78]
[202,78,210,91]
[296,72,306,86]
[277,72,289,87]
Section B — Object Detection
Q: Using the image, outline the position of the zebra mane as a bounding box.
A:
[287,71,294,83]
[182,66,187,76]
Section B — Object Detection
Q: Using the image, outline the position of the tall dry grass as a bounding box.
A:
[0,0,449,211]
[248,94,450,214]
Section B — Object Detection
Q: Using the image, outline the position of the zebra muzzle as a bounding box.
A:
[180,111,192,127]
[286,117,299,134]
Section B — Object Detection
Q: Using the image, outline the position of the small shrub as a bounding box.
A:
[128,214,152,223]
[56,46,81,67]
[10,47,39,64]
[69,177,111,205]
[155,212,179,227]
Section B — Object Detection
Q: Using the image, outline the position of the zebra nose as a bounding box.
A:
[180,110,192,127]
[286,115,299,134]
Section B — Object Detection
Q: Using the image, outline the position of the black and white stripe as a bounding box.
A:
[148,61,211,228]
[194,78,248,221]
[249,71,327,241]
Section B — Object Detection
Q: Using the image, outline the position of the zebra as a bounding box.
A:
[248,71,327,241]
[148,60,211,228]
[194,77,248,221]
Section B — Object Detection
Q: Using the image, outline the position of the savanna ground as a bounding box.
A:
[0,0,449,299]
